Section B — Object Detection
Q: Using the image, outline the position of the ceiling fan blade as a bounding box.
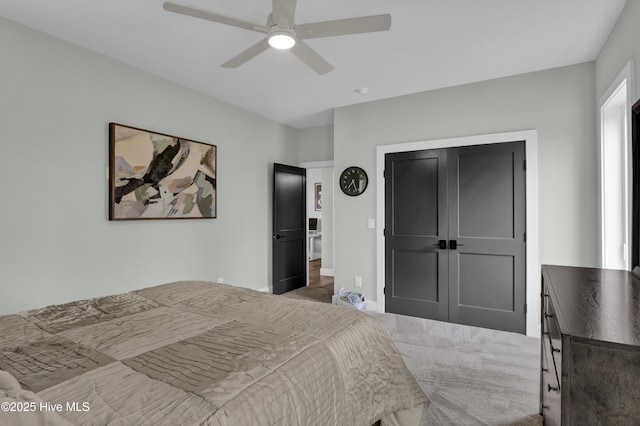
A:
[272,0,297,26]
[290,41,334,75]
[295,14,391,39]
[163,2,270,34]
[221,39,270,68]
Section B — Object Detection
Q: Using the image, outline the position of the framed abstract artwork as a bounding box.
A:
[109,123,217,220]
[315,183,322,211]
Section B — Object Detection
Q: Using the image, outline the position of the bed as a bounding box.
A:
[0,281,428,425]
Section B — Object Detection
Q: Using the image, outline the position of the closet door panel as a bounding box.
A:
[448,142,526,334]
[385,149,448,321]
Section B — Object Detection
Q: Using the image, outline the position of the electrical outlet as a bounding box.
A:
[217,277,224,283]
[354,276,362,288]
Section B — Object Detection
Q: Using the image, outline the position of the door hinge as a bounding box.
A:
[383,228,386,236]
[524,304,527,314]
[383,170,386,178]
[523,232,526,242]
[383,287,386,295]
[523,160,526,170]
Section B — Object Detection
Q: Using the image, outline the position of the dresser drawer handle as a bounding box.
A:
[548,384,559,393]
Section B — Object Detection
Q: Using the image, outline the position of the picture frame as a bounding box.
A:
[315,182,322,211]
[109,123,217,220]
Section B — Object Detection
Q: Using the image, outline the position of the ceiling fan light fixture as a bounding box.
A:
[268,30,296,49]
[163,0,392,74]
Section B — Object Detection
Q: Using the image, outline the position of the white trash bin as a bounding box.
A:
[333,288,366,311]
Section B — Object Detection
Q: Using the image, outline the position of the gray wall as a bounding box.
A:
[320,167,334,271]
[297,125,334,163]
[596,0,640,101]
[5,4,630,314]
[333,63,598,302]
[0,17,298,314]
[307,168,323,221]
[298,125,335,272]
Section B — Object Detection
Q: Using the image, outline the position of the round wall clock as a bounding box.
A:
[340,166,368,196]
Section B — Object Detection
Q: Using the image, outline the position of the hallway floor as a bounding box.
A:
[282,259,334,303]
[308,259,333,289]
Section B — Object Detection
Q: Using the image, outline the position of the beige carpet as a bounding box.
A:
[279,288,542,425]
[369,312,542,426]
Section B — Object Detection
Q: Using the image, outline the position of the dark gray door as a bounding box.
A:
[448,142,526,333]
[385,149,449,321]
[384,141,526,334]
[272,163,306,295]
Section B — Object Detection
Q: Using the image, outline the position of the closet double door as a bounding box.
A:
[384,142,526,334]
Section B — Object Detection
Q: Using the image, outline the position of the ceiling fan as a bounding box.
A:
[163,0,391,75]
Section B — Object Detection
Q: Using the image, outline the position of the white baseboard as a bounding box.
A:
[528,324,541,338]
[256,286,270,293]
[320,268,334,276]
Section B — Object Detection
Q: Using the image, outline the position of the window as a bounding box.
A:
[601,62,634,270]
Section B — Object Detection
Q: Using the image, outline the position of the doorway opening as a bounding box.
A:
[301,161,335,294]
[600,62,634,270]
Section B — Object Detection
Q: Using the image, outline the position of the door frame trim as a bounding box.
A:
[376,130,540,337]
[300,161,335,287]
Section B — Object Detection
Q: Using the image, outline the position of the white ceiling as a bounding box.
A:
[1,0,627,129]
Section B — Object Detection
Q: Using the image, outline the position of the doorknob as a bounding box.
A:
[449,240,464,250]
[432,240,447,249]
[273,234,283,239]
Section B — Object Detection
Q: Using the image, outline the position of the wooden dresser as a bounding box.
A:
[540,265,640,425]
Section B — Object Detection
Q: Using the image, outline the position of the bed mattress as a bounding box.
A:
[0,281,428,425]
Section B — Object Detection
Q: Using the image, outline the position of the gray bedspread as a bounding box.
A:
[0,281,428,425]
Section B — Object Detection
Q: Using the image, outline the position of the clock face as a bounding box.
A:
[340,167,368,196]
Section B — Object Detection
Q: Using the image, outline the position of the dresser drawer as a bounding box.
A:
[541,337,561,425]
[543,293,562,386]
